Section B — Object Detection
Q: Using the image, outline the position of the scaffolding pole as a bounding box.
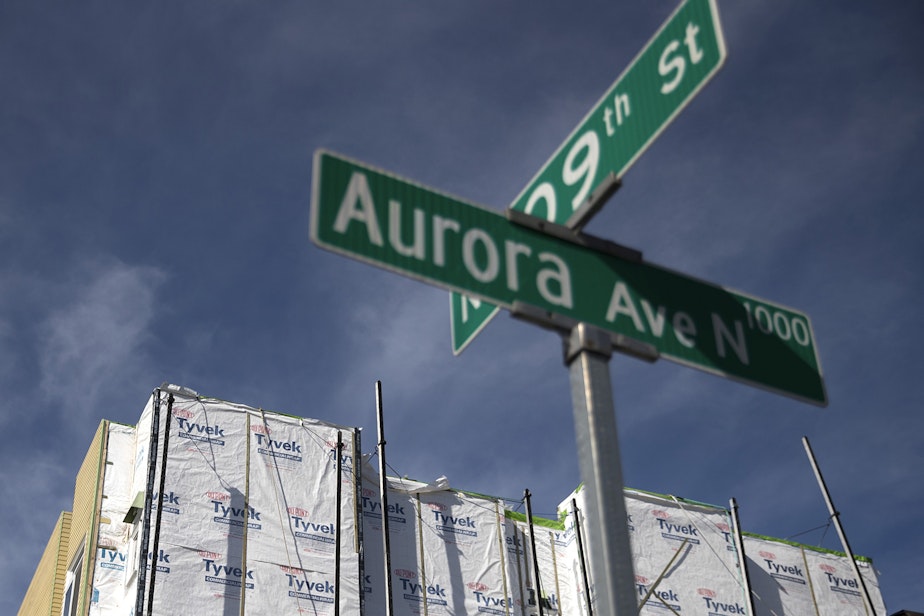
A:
[729,498,757,616]
[802,436,877,616]
[376,381,395,616]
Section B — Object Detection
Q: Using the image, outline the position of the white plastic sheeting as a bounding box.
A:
[504,513,576,615]
[92,388,362,615]
[90,423,136,615]
[558,486,749,616]
[360,459,511,615]
[744,534,887,616]
[86,386,890,615]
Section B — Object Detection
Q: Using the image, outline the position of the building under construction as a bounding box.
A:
[19,384,888,615]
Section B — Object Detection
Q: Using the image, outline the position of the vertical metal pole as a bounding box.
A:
[729,498,757,616]
[135,388,160,616]
[570,499,594,616]
[353,428,366,616]
[240,413,252,616]
[564,323,636,616]
[147,393,173,614]
[335,431,343,616]
[523,489,545,616]
[376,381,395,616]
[135,389,161,616]
[801,436,878,615]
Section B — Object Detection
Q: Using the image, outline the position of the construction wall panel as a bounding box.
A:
[744,533,887,616]
[89,423,136,615]
[803,544,886,616]
[558,487,748,616]
[506,513,575,615]
[361,462,509,616]
[126,389,362,615]
[77,386,891,616]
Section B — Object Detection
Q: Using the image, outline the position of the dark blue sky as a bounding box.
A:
[2,1,922,612]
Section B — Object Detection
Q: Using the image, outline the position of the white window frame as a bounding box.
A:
[61,542,85,616]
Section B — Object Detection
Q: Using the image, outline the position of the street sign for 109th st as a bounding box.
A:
[310,151,826,406]
[451,0,727,353]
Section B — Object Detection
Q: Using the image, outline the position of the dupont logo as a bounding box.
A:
[173,408,194,419]
[287,506,310,517]
[198,550,221,560]
[428,502,447,512]
[251,424,270,435]
[207,491,230,501]
[759,550,776,560]
[717,523,730,533]
[279,565,302,574]
[363,488,376,498]
[819,564,837,574]
[467,582,488,592]
[698,588,716,598]
[652,509,670,520]
[395,569,416,579]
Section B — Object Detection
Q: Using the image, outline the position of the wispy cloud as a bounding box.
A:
[37,259,167,424]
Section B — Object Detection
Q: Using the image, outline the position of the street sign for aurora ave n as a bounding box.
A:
[310,151,827,406]
[449,0,726,353]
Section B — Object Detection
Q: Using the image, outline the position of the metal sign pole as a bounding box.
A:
[564,323,637,615]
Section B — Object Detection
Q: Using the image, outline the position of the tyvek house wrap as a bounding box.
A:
[558,486,749,616]
[504,512,577,615]
[86,386,890,616]
[121,388,362,615]
[744,533,887,616]
[90,423,137,615]
[360,460,510,616]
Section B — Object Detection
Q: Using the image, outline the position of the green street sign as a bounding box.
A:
[450,0,727,353]
[451,292,500,355]
[510,0,726,227]
[311,151,827,406]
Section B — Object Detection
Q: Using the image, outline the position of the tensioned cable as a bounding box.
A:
[668,495,745,590]
[785,521,833,542]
